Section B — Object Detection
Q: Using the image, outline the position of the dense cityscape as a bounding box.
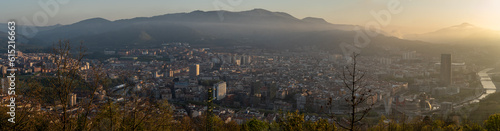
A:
[1,40,498,130]
[2,1,500,130]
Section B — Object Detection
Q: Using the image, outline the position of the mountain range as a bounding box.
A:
[25,9,360,49]
[1,9,498,56]
[404,23,500,44]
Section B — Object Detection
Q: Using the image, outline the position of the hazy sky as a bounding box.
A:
[2,0,499,34]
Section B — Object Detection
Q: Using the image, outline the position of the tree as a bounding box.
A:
[76,62,109,130]
[146,100,174,130]
[304,118,336,131]
[337,53,374,131]
[463,122,484,131]
[484,113,500,131]
[278,110,305,131]
[47,40,86,130]
[118,97,151,130]
[243,118,269,131]
[206,86,215,131]
[223,120,242,131]
[462,119,484,131]
[175,116,195,131]
[92,99,122,130]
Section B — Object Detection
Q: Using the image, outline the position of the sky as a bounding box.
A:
[1,0,499,34]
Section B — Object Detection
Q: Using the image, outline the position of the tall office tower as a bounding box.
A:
[232,55,238,64]
[68,93,77,107]
[440,54,452,86]
[213,81,227,100]
[189,64,199,79]
[402,51,416,60]
[242,55,251,65]
[166,69,174,77]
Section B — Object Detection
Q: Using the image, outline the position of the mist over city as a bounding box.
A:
[1,0,500,130]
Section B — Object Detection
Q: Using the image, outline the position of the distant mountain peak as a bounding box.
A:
[249,8,271,13]
[459,22,473,26]
[75,17,111,24]
[452,22,475,28]
[302,17,330,24]
[190,10,205,13]
[241,8,274,15]
[235,8,298,21]
[404,22,500,44]
[429,23,480,33]
[85,17,109,22]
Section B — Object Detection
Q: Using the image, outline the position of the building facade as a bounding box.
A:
[440,54,452,86]
[213,81,227,100]
[189,64,199,79]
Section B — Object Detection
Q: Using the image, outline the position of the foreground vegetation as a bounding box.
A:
[2,101,500,131]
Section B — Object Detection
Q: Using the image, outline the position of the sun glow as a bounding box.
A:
[480,0,500,30]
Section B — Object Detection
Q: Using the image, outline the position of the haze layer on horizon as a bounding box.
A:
[1,0,499,34]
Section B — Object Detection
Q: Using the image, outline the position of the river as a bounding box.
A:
[473,68,497,102]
